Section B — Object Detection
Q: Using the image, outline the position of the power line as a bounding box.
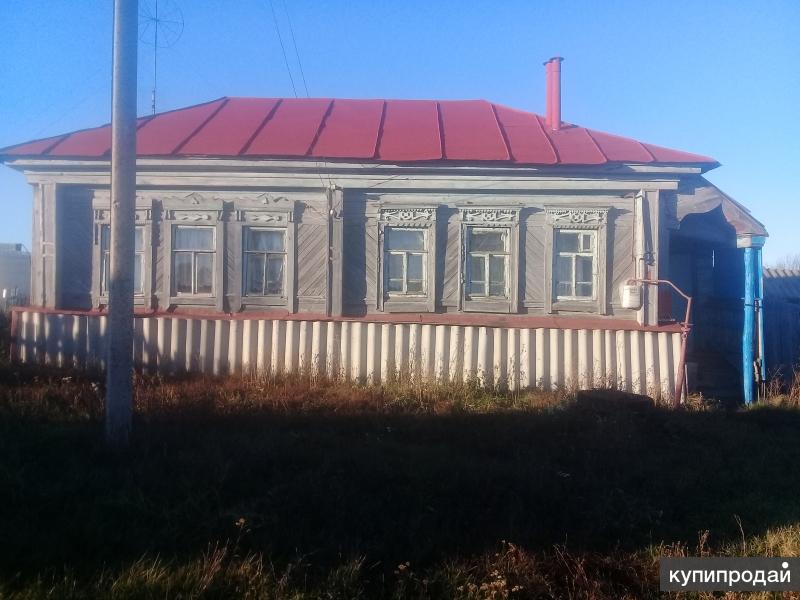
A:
[268,0,297,98]
[266,0,331,189]
[281,0,309,97]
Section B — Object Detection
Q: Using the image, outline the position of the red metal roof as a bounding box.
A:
[0,97,718,167]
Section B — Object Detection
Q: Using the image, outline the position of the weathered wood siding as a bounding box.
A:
[56,186,93,310]
[32,181,662,326]
[340,191,642,319]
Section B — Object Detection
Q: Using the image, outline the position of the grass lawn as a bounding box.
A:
[1,362,800,599]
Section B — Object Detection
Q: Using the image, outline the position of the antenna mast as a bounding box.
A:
[151,0,158,114]
[139,0,183,114]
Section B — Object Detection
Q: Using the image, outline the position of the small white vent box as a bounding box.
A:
[620,284,643,310]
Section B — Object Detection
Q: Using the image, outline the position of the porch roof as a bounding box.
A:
[676,176,768,237]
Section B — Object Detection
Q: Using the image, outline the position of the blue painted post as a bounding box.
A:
[756,247,765,382]
[743,247,755,404]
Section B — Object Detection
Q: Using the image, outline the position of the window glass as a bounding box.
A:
[265,255,284,294]
[175,227,214,250]
[386,228,424,252]
[383,227,427,297]
[489,255,506,297]
[247,229,284,252]
[554,229,596,301]
[134,227,144,252]
[470,229,506,252]
[195,253,214,294]
[243,227,286,296]
[556,231,579,253]
[555,255,572,296]
[134,256,143,294]
[100,224,144,295]
[386,253,404,292]
[245,253,265,296]
[174,253,193,294]
[466,228,509,299]
[575,255,594,298]
[407,254,424,292]
[469,255,486,296]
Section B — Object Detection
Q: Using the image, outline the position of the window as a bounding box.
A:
[377,207,436,312]
[554,230,596,300]
[243,227,285,296]
[100,224,144,295]
[544,206,608,314]
[384,228,426,295]
[172,226,215,295]
[466,227,509,299]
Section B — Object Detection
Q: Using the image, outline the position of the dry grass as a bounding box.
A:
[762,368,800,408]
[2,363,800,598]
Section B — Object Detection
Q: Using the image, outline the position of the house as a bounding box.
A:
[0,243,31,306]
[763,268,800,379]
[0,59,768,402]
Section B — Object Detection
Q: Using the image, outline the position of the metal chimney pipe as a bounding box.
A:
[544,59,553,128]
[546,57,563,131]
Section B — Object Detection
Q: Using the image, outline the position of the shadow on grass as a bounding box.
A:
[1,368,800,590]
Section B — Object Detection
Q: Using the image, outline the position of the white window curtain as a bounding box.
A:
[101,224,144,295]
[243,228,286,296]
[173,226,215,295]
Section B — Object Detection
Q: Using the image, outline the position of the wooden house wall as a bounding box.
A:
[341,191,641,319]
[33,182,662,325]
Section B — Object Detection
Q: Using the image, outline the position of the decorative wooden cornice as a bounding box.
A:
[380,207,436,223]
[93,208,152,222]
[545,207,608,227]
[236,209,293,224]
[460,208,518,224]
[165,209,223,222]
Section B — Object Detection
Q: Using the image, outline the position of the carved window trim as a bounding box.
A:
[162,197,226,309]
[231,207,296,312]
[458,208,520,314]
[544,206,610,315]
[91,197,154,309]
[377,207,436,313]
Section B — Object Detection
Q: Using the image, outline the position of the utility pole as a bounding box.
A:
[105,0,138,445]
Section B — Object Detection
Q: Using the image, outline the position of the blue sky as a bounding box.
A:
[1,0,798,262]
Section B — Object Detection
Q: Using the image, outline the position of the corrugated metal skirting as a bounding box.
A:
[14,311,682,398]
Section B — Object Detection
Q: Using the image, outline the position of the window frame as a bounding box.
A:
[465,227,511,300]
[458,208,520,314]
[377,207,436,313]
[91,197,153,309]
[171,225,217,297]
[230,208,296,312]
[242,226,288,298]
[553,229,597,302]
[100,224,146,297]
[544,206,609,315]
[162,203,225,309]
[384,227,428,296]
